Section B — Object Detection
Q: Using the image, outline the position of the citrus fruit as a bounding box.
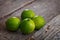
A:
[6,17,20,31]
[32,16,46,30]
[21,9,35,20]
[20,18,35,34]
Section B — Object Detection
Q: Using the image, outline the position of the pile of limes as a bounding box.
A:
[6,9,46,34]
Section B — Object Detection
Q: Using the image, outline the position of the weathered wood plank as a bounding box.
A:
[29,15,60,40]
[44,15,60,40]
[0,0,60,40]
[0,0,35,19]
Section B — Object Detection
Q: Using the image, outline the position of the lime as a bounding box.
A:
[6,17,20,31]
[20,18,35,34]
[21,9,35,20]
[32,16,46,30]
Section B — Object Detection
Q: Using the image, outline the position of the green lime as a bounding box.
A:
[21,9,35,20]
[6,17,20,31]
[20,18,35,34]
[32,16,46,30]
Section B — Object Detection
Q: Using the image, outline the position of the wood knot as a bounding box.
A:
[45,25,50,33]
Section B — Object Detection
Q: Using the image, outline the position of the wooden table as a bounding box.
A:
[0,0,60,40]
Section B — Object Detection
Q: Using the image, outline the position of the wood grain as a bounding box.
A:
[0,0,36,20]
[27,15,60,40]
[0,0,60,40]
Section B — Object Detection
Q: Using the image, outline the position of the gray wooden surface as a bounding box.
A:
[44,15,60,40]
[28,15,60,40]
[0,0,60,40]
[0,0,35,18]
